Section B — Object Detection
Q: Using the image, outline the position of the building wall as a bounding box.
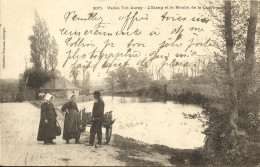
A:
[52,90,67,99]
[66,90,80,99]
[40,89,80,99]
[0,80,19,102]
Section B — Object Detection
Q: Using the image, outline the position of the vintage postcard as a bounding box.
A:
[0,0,259,166]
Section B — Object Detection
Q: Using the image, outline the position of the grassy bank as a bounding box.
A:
[80,130,204,166]
[110,134,204,166]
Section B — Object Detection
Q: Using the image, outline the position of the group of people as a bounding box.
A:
[37,91,105,147]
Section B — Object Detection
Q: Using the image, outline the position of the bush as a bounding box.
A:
[22,68,55,99]
[202,96,260,166]
[147,82,164,100]
[238,90,260,134]
[176,91,207,105]
[190,150,205,166]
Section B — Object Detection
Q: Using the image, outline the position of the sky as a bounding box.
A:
[0,0,218,82]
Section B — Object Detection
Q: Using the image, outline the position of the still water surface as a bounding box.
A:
[78,96,205,149]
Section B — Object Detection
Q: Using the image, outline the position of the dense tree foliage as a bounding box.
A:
[199,1,260,166]
[105,67,152,95]
[28,11,58,71]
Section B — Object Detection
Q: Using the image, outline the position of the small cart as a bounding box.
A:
[79,109,115,144]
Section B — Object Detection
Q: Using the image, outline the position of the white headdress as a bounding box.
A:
[44,93,54,101]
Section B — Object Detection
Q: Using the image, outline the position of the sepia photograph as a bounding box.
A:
[0,0,259,166]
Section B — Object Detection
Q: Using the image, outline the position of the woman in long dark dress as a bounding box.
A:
[37,94,57,145]
[61,95,81,144]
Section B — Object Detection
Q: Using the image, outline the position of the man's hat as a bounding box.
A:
[93,91,101,96]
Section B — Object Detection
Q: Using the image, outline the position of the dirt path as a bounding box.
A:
[0,102,173,166]
[0,102,125,166]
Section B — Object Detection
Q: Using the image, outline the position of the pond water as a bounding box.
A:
[77,96,206,149]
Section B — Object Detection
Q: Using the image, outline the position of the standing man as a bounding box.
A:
[85,91,104,147]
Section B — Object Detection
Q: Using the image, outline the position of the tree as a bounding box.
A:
[224,0,239,135]
[105,66,153,95]
[41,19,51,71]
[25,11,60,99]
[212,0,259,135]
[82,68,86,94]
[116,67,129,94]
[82,69,90,95]
[105,71,117,94]
[85,71,90,94]
[138,66,152,89]
[244,1,259,96]
[72,69,80,87]
[127,67,138,92]
[23,67,55,98]
[201,0,260,165]
[48,36,58,71]
[28,10,58,71]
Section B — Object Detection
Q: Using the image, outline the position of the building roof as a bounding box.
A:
[41,77,79,90]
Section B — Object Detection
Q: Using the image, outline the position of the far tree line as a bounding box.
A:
[105,66,152,95]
